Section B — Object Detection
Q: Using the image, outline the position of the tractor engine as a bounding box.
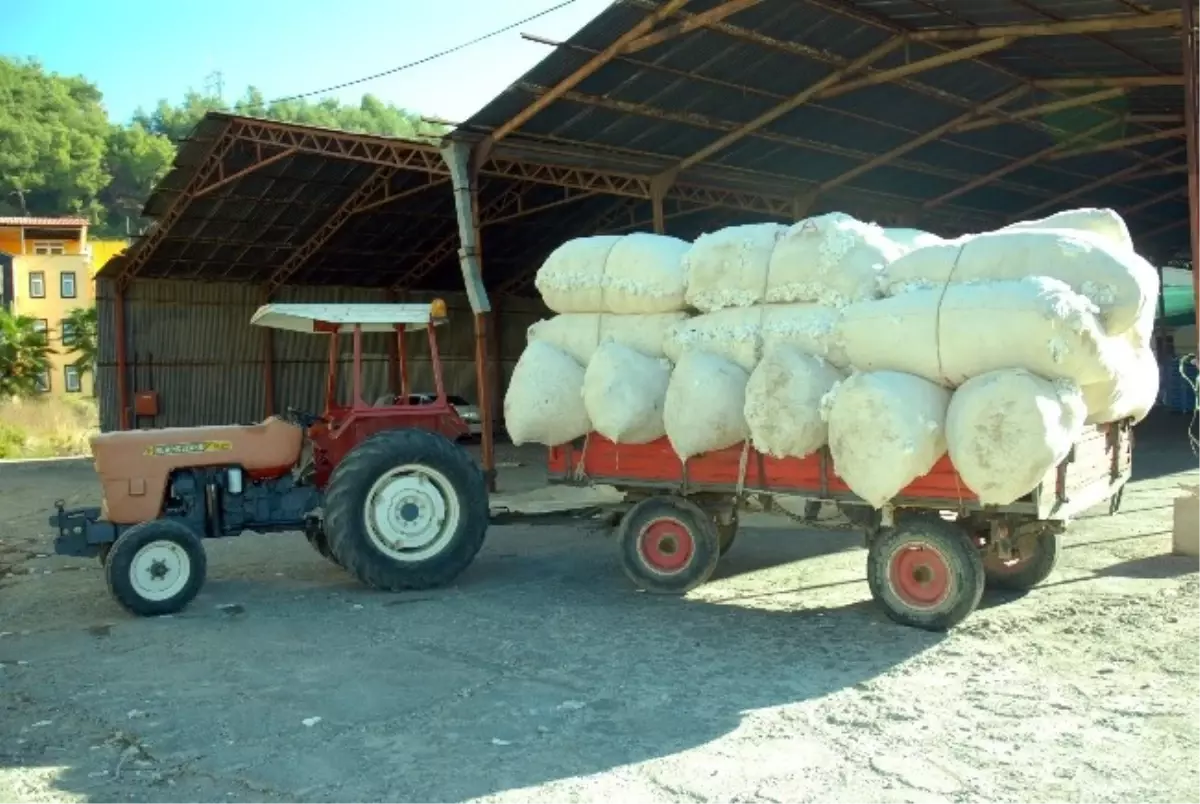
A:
[165,468,322,538]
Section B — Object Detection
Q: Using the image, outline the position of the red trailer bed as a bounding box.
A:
[542,421,1133,631]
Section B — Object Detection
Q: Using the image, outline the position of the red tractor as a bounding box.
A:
[50,301,489,616]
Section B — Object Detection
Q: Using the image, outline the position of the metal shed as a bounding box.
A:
[95,0,1197,487]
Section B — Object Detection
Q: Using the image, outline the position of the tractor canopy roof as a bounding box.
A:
[249,302,449,334]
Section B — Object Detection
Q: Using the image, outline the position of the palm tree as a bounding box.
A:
[63,305,98,394]
[0,311,55,398]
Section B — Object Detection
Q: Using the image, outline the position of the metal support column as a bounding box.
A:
[441,139,496,491]
[1182,0,1199,331]
[114,282,130,431]
[261,287,275,418]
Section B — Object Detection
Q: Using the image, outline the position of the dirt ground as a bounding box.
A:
[1,416,1198,803]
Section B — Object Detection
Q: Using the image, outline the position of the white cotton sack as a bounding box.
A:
[883,227,945,255]
[946,370,1087,506]
[663,351,750,460]
[998,207,1134,252]
[534,233,690,314]
[582,342,671,444]
[527,312,687,366]
[765,212,904,307]
[503,341,590,447]
[1081,343,1160,425]
[683,223,788,312]
[744,346,845,459]
[825,371,952,508]
[883,227,1157,337]
[662,304,846,372]
[838,277,1121,388]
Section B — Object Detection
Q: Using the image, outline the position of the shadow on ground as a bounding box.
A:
[0,525,941,802]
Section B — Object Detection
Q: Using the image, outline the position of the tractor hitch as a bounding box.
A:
[48,500,120,558]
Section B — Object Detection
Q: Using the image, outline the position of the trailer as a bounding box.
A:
[540,423,1133,631]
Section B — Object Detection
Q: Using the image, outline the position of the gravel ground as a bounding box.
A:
[1,416,1197,803]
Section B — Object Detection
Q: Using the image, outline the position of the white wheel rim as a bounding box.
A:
[129,539,191,602]
[363,464,461,562]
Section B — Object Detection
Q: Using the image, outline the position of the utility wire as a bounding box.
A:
[229,0,580,110]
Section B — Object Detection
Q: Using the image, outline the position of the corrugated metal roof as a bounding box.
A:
[100,0,1191,293]
[461,0,1189,257]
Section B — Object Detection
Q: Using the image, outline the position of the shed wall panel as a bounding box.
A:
[95,278,544,431]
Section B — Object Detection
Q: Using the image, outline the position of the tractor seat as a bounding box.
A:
[90,416,304,473]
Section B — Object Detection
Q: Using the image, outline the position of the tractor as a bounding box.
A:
[49,300,489,616]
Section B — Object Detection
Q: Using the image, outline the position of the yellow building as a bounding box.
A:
[0,217,128,396]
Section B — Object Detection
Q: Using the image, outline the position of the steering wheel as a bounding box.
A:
[284,406,324,429]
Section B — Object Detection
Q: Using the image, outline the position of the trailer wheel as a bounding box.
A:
[618,496,720,595]
[984,531,1060,591]
[324,429,488,592]
[867,517,984,631]
[104,520,207,617]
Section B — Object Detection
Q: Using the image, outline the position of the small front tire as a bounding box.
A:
[104,520,207,617]
[867,516,984,631]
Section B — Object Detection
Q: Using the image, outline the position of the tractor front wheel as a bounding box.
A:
[324,429,488,592]
[104,519,207,617]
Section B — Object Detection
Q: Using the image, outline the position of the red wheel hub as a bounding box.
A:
[888,543,951,608]
[638,517,694,573]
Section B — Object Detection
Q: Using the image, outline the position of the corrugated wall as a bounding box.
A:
[95,278,545,431]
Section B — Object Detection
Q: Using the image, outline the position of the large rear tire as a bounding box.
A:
[867,516,984,632]
[324,429,488,592]
[104,519,207,617]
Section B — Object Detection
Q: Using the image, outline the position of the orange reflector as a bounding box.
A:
[430,298,447,320]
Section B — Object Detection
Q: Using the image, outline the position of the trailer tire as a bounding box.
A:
[618,496,721,595]
[305,527,341,568]
[324,429,488,592]
[867,516,984,632]
[104,519,207,617]
[984,531,1060,591]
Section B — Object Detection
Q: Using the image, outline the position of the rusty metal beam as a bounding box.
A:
[1139,216,1188,240]
[1012,147,1188,220]
[484,189,599,226]
[908,10,1181,40]
[1124,186,1188,215]
[1049,126,1188,159]
[1184,0,1199,332]
[1033,76,1184,89]
[117,131,237,284]
[819,37,1014,98]
[662,36,907,177]
[955,88,1127,133]
[818,86,1029,195]
[1129,113,1184,123]
[265,167,397,292]
[624,0,760,53]
[482,0,692,151]
[923,118,1126,209]
[191,146,299,200]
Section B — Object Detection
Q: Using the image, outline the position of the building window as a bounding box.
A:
[29,271,45,298]
[60,271,77,299]
[32,242,66,256]
[32,318,48,335]
[64,365,82,393]
[35,371,50,393]
[61,319,77,347]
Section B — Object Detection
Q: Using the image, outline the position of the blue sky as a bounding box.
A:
[6,0,612,123]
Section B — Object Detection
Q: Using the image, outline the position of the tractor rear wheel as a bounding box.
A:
[104,519,207,617]
[324,429,488,592]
